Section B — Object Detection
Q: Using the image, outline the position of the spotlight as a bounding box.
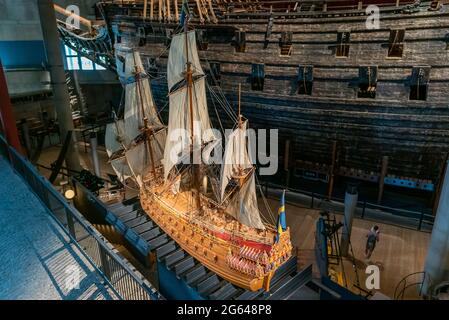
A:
[64,189,75,200]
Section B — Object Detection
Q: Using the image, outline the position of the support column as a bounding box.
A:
[19,119,32,157]
[340,184,358,257]
[284,140,290,187]
[0,60,22,154]
[89,132,101,177]
[377,156,389,204]
[327,140,337,200]
[423,160,449,296]
[38,0,81,172]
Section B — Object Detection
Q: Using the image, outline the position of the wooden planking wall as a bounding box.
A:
[115,7,449,182]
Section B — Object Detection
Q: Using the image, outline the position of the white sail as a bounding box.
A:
[105,121,133,182]
[226,172,265,230]
[163,77,217,180]
[126,129,166,187]
[104,120,131,157]
[123,52,164,143]
[167,31,204,91]
[111,157,133,183]
[220,121,252,201]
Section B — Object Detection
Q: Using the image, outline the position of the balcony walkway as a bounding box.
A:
[0,156,118,300]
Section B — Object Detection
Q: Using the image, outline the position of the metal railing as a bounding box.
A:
[0,134,161,300]
[394,271,430,300]
[260,181,435,232]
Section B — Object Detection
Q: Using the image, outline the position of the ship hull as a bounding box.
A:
[140,187,292,292]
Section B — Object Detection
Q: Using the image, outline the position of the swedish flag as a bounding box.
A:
[180,0,190,26]
[276,190,287,242]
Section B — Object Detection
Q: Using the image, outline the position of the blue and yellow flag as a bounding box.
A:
[180,0,190,26]
[276,190,287,242]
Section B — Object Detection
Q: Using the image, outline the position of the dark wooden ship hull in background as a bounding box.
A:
[91,0,449,200]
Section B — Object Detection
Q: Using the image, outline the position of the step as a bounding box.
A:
[165,248,186,269]
[184,265,207,286]
[234,289,263,300]
[197,274,220,296]
[270,256,297,287]
[133,221,154,234]
[125,215,150,228]
[148,234,168,249]
[209,282,238,300]
[119,210,144,223]
[174,256,195,277]
[156,241,177,261]
[114,205,136,216]
[141,227,161,242]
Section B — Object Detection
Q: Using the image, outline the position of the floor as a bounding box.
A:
[263,198,431,299]
[0,156,118,300]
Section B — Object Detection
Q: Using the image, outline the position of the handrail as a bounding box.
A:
[260,180,434,231]
[394,271,429,300]
[0,134,161,300]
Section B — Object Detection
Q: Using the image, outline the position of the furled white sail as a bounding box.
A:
[167,31,204,91]
[220,121,252,201]
[163,77,217,180]
[226,172,265,230]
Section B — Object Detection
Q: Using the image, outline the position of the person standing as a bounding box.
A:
[365,225,380,261]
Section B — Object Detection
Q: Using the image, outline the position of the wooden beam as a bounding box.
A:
[195,0,205,23]
[174,0,179,21]
[144,0,148,18]
[207,0,218,23]
[327,140,337,200]
[150,0,154,20]
[53,3,92,32]
[166,0,171,21]
[159,0,163,21]
[377,156,389,204]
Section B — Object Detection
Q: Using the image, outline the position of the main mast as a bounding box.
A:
[184,18,201,210]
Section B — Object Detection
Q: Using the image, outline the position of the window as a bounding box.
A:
[358,66,377,99]
[336,32,350,57]
[197,30,208,51]
[207,61,221,86]
[280,32,293,57]
[234,31,246,53]
[410,66,430,101]
[298,65,313,95]
[148,58,158,78]
[65,46,80,70]
[388,29,405,58]
[64,45,106,71]
[251,64,264,91]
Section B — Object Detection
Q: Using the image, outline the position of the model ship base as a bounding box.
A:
[140,182,293,292]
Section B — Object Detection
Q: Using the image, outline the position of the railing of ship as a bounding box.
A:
[259,180,435,232]
[0,134,161,300]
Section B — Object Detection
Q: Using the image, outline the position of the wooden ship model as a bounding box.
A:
[105,19,293,291]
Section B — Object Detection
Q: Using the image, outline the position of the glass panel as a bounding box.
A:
[67,57,80,70]
[81,57,94,70]
[65,45,77,57]
[95,63,106,70]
